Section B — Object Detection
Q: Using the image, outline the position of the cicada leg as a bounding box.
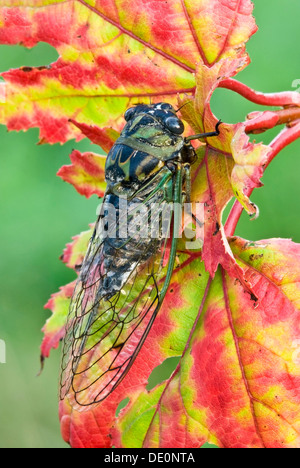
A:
[160,163,183,296]
[182,163,192,203]
[185,120,222,142]
[163,176,175,202]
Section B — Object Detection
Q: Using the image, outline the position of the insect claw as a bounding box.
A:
[215,119,222,135]
[185,120,223,142]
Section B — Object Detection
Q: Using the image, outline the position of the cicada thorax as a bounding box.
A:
[105,144,165,196]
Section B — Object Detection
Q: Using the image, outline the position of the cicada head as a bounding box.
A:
[121,102,185,159]
[125,102,184,133]
[105,103,187,193]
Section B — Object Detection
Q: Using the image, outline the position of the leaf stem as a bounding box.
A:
[219,78,300,107]
[245,107,300,134]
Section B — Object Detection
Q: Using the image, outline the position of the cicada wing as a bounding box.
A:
[60,170,180,410]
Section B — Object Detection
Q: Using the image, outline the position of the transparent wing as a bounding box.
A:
[60,168,179,410]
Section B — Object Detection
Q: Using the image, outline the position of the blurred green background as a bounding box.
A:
[0,0,299,448]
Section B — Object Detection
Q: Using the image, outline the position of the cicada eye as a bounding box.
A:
[160,103,173,111]
[124,107,136,122]
[165,116,185,134]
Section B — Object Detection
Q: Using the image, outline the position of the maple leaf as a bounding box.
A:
[57,150,107,198]
[53,236,300,448]
[111,238,300,449]
[42,282,76,360]
[0,0,257,143]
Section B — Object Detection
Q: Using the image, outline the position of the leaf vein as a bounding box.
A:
[221,268,266,448]
[212,0,242,65]
[77,0,195,74]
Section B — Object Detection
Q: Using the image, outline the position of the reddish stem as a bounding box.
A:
[220,78,300,107]
[268,121,300,164]
[224,121,300,236]
[245,107,300,134]
[244,111,279,134]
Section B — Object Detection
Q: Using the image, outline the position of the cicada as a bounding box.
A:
[60,102,220,409]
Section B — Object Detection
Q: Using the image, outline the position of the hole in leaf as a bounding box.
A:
[115,397,130,417]
[0,42,59,73]
[211,87,283,145]
[146,356,181,391]
[210,87,267,125]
